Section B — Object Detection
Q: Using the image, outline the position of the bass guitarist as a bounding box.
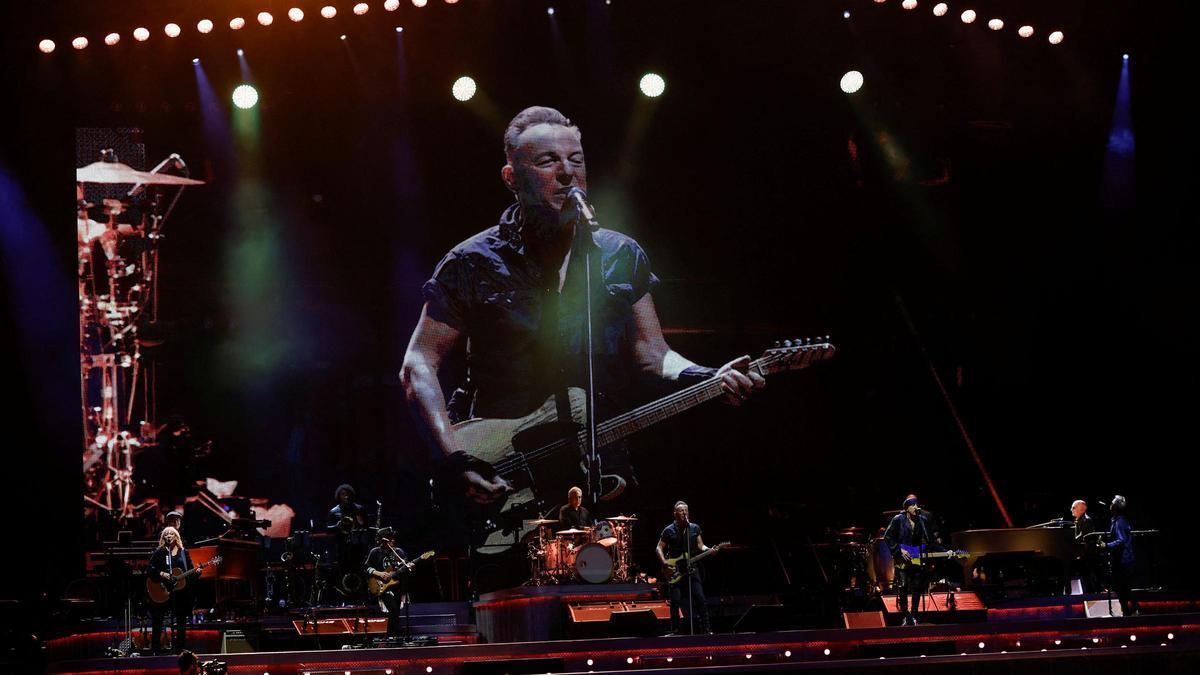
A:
[147,526,192,654]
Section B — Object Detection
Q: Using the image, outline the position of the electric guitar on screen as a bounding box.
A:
[436,338,836,550]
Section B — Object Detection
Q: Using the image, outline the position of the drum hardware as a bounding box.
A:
[78,149,204,526]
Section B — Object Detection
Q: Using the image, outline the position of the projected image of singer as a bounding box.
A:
[401,107,763,542]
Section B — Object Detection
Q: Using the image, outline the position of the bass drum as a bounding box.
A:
[866,537,894,591]
[574,542,614,584]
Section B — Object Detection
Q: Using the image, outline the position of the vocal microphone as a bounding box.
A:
[1097,500,1108,506]
[565,187,599,231]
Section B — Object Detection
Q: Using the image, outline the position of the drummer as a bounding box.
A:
[558,487,594,529]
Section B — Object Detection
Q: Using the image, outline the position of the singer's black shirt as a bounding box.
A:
[422,203,659,419]
[883,513,940,560]
[660,521,704,559]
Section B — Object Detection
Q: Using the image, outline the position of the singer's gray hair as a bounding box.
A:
[674,501,688,510]
[504,106,581,163]
[1071,499,1086,510]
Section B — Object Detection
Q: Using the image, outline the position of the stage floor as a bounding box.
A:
[45,609,1200,674]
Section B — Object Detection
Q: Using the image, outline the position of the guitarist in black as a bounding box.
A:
[883,495,941,626]
[656,501,713,634]
[400,105,764,509]
[147,526,193,654]
[364,528,411,636]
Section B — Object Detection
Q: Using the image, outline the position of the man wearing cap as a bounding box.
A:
[364,528,412,636]
[1103,495,1138,616]
[883,494,940,626]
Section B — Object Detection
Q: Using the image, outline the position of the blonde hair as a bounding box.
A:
[159,526,181,549]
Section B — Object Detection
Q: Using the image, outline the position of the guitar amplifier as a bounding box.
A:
[221,629,254,653]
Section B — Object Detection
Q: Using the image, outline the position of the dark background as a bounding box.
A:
[2,0,1193,603]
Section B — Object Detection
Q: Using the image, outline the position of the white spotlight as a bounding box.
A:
[197,19,214,34]
[289,8,305,22]
[1018,25,1034,38]
[133,27,150,41]
[72,36,88,50]
[902,0,918,10]
[933,3,948,17]
[164,23,182,38]
[843,10,851,19]
[385,0,401,9]
[232,84,259,110]
[988,18,1003,30]
[1048,30,1064,44]
[396,26,404,32]
[840,70,864,94]
[230,17,246,30]
[354,3,370,15]
[548,7,556,15]
[413,0,429,7]
[321,6,337,18]
[960,10,977,24]
[452,76,477,101]
[258,12,274,26]
[104,33,120,46]
[38,39,55,53]
[639,72,666,97]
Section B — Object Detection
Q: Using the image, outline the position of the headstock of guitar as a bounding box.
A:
[757,336,836,376]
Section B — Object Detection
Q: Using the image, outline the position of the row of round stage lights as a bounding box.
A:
[221,69,663,109]
[866,0,1065,45]
[36,0,463,53]
[448,71,666,103]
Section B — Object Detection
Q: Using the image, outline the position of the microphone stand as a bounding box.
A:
[687,524,696,635]
[567,191,603,505]
[387,543,416,646]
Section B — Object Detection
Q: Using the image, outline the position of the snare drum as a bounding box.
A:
[574,542,614,584]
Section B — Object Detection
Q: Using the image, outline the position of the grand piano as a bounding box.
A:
[951,525,1082,600]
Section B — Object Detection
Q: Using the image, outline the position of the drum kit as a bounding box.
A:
[814,525,895,595]
[525,515,638,585]
[77,149,203,523]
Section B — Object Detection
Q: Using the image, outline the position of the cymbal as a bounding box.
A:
[525,519,559,526]
[607,515,638,521]
[77,161,205,186]
[556,528,589,535]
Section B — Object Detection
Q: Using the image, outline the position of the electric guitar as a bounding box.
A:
[663,542,730,585]
[440,338,836,550]
[146,556,223,604]
[366,550,436,596]
[894,545,968,569]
